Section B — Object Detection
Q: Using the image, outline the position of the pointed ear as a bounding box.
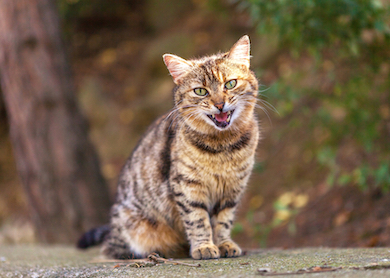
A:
[163,54,193,84]
[227,35,251,68]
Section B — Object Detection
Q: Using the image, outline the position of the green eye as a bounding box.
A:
[194,88,208,96]
[225,79,237,90]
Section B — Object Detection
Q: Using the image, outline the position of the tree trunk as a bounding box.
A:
[0,0,111,243]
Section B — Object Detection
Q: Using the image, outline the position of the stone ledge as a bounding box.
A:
[1,245,390,277]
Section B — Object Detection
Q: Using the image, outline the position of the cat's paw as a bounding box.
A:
[218,241,242,258]
[191,243,220,260]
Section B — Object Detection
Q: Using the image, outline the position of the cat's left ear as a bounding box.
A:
[227,35,251,69]
[163,54,193,84]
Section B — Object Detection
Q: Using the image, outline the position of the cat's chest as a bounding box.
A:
[174,128,257,174]
[174,138,254,175]
[171,135,256,201]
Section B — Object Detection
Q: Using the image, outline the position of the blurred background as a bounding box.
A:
[0,0,389,249]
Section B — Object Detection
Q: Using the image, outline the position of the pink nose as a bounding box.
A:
[215,102,224,111]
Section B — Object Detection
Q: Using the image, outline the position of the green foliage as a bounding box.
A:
[239,0,390,191]
[237,0,390,53]
[337,162,390,191]
[312,69,389,189]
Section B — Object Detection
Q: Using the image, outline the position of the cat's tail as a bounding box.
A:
[77,225,110,249]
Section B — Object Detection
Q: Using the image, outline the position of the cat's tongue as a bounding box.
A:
[215,112,228,122]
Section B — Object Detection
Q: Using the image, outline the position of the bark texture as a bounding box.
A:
[0,0,111,243]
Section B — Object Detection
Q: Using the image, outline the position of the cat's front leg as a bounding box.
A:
[187,213,220,259]
[173,190,220,259]
[211,200,242,258]
[178,204,220,259]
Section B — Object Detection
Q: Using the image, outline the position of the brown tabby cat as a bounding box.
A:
[77,35,259,260]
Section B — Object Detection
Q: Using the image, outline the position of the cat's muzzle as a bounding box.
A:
[207,109,235,128]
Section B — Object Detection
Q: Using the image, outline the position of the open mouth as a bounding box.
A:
[207,110,235,128]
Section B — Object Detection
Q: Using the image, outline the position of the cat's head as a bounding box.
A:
[163,35,258,133]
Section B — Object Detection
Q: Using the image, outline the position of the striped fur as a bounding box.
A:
[102,35,260,260]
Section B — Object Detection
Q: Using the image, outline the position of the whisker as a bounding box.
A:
[258,86,271,95]
[257,99,279,115]
[166,104,198,120]
[168,113,182,131]
[166,104,199,131]
[238,99,273,126]
[185,112,201,127]
[240,96,277,114]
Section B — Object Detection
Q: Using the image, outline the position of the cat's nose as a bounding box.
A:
[214,102,225,112]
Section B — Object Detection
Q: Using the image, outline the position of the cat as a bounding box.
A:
[77,35,260,260]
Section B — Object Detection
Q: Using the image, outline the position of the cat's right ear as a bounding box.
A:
[163,54,193,84]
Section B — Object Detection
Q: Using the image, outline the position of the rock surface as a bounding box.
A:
[1,245,390,277]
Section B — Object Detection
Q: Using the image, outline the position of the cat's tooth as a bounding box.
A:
[227,113,231,123]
